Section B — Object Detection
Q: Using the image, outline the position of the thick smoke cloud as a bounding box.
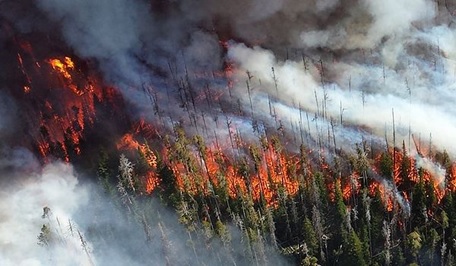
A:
[226,40,456,155]
[0,162,91,266]
[0,158,291,266]
[0,89,288,265]
[2,0,456,264]
[26,0,456,156]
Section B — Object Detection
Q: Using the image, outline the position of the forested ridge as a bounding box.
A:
[62,122,456,266]
[5,1,456,265]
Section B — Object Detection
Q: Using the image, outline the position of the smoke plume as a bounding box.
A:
[12,0,452,156]
[2,0,456,264]
[0,161,91,265]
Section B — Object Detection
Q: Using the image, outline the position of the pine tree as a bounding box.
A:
[118,154,136,192]
[265,206,278,249]
[411,175,427,229]
[407,231,423,263]
[158,163,180,206]
[158,222,173,266]
[37,224,53,247]
[379,151,393,178]
[354,143,369,187]
[97,151,114,195]
[340,230,367,266]
[302,217,319,257]
[382,220,392,265]
[215,220,231,246]
[425,228,440,264]
[398,141,412,191]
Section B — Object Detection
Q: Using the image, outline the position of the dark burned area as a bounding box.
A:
[1,30,119,158]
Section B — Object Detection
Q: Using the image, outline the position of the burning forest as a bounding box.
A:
[3,0,456,265]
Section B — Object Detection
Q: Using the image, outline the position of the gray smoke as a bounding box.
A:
[0,157,291,266]
[22,0,456,156]
[0,96,283,266]
[2,0,456,264]
[0,162,92,265]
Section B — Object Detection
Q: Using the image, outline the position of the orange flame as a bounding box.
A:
[145,172,159,193]
[342,172,361,201]
[49,57,74,79]
[369,182,394,212]
[117,132,159,194]
[448,164,456,192]
[373,148,450,210]
[34,55,105,160]
[161,138,300,207]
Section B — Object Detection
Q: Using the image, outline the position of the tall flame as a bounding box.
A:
[24,54,106,161]
[117,132,159,194]
[49,57,75,79]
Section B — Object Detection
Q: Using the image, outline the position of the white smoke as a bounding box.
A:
[3,1,456,264]
[415,155,447,188]
[362,0,435,48]
[0,156,291,266]
[0,162,92,266]
[227,20,456,155]
[379,178,411,217]
[4,0,452,172]
[28,0,456,157]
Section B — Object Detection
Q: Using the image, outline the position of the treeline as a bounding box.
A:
[90,123,456,266]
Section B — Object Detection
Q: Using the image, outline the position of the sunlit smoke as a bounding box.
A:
[2,0,456,264]
[0,162,92,266]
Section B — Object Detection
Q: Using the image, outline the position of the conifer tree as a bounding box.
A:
[340,230,367,266]
[407,231,423,264]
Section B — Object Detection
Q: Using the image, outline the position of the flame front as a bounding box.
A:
[117,132,159,194]
[15,46,107,161]
[49,57,74,79]
[12,38,456,213]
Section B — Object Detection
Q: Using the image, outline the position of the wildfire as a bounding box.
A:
[49,57,75,79]
[117,132,159,194]
[15,50,107,161]
[145,172,159,193]
[342,172,361,201]
[17,53,32,91]
[15,41,454,212]
[369,182,394,212]
[372,148,451,212]
[449,164,456,192]
[162,138,300,206]
[117,134,141,150]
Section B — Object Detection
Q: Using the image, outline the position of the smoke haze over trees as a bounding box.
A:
[2,0,456,265]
